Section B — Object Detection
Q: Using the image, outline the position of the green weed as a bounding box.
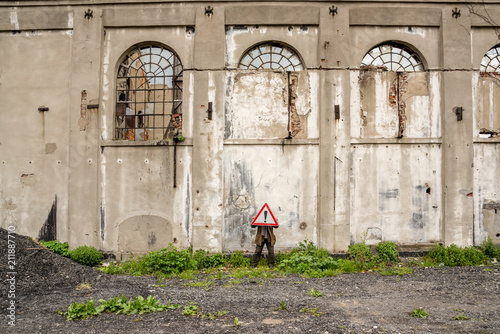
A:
[480,237,500,260]
[409,308,431,319]
[452,313,469,321]
[69,245,103,267]
[40,240,70,257]
[182,302,201,316]
[307,288,324,297]
[58,295,179,320]
[376,241,399,263]
[300,307,324,317]
[278,301,287,310]
[228,250,250,268]
[233,317,241,326]
[201,311,228,320]
[426,244,487,266]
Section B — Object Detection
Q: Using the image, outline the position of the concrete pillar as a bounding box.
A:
[441,7,474,245]
[318,6,351,251]
[67,8,103,248]
[190,7,226,252]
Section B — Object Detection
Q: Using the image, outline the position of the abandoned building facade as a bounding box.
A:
[1,0,500,256]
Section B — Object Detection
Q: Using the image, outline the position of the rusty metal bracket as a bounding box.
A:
[454,107,463,121]
[329,5,338,16]
[207,102,213,120]
[87,104,99,110]
[84,9,93,20]
[205,6,213,16]
[334,104,340,120]
[452,7,461,19]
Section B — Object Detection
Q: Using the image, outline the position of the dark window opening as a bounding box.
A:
[115,45,183,141]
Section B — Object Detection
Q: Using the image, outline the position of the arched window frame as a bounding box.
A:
[480,44,500,73]
[115,43,183,141]
[361,42,424,72]
[238,41,304,71]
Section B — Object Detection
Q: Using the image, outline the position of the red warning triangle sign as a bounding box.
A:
[251,203,278,226]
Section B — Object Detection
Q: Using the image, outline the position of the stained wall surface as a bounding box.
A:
[1,1,500,255]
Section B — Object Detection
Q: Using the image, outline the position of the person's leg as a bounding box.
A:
[251,243,264,267]
[266,240,275,268]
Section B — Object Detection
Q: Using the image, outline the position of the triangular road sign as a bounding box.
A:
[251,203,278,226]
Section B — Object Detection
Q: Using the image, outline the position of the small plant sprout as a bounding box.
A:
[233,316,241,326]
[182,302,200,316]
[201,310,228,320]
[452,313,469,321]
[300,307,324,317]
[76,282,92,290]
[279,301,287,310]
[307,288,324,297]
[409,308,431,319]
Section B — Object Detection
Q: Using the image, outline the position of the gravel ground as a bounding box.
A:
[1,228,499,334]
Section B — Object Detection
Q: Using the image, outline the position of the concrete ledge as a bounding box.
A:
[224,138,320,145]
[100,138,193,147]
[351,138,442,145]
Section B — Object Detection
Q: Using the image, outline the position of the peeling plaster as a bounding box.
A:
[9,11,19,31]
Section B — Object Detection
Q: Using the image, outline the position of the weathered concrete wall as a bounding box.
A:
[223,145,319,251]
[350,144,442,245]
[0,26,73,239]
[2,1,500,254]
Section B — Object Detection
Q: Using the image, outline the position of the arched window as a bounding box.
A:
[238,42,303,71]
[361,43,424,72]
[116,44,183,141]
[480,45,500,72]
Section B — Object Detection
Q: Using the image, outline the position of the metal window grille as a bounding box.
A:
[361,43,424,72]
[115,45,183,141]
[480,45,500,72]
[238,42,304,71]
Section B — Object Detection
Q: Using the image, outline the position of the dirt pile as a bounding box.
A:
[0,228,103,296]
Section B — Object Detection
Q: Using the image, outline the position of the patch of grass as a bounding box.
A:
[379,267,413,276]
[300,307,324,317]
[223,279,242,288]
[307,288,324,297]
[452,313,469,321]
[201,311,228,320]
[182,302,201,316]
[178,269,197,280]
[183,280,213,289]
[409,308,431,319]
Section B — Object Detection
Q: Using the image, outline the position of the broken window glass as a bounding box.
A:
[361,42,424,72]
[115,44,183,141]
[238,42,304,71]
